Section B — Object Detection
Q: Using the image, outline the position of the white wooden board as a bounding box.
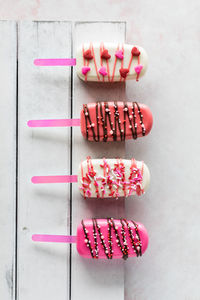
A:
[17,21,72,300]
[71,22,126,300]
[0,20,127,300]
[0,21,17,300]
[16,21,126,300]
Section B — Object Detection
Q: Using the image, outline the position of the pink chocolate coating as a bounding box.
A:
[80,101,153,142]
[76,218,148,259]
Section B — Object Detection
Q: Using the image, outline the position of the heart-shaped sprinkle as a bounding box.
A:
[99,66,107,76]
[131,47,140,56]
[83,49,93,60]
[115,50,124,60]
[134,64,143,74]
[119,68,129,78]
[82,66,91,75]
[101,49,111,60]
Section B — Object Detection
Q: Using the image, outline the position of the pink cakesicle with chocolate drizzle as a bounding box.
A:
[34,42,148,82]
[32,218,149,260]
[28,101,153,142]
[31,157,150,199]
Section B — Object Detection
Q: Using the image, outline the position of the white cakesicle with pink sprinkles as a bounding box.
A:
[78,158,150,198]
[34,42,148,82]
[31,157,150,199]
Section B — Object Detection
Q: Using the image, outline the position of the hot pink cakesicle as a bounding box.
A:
[34,42,148,82]
[32,218,149,260]
[27,101,153,142]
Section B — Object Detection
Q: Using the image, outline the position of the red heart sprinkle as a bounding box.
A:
[119,68,129,78]
[83,49,93,60]
[101,49,111,59]
[131,47,140,56]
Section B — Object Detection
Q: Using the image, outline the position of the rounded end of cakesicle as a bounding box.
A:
[139,103,153,136]
[137,222,149,254]
[142,163,151,192]
[136,45,148,78]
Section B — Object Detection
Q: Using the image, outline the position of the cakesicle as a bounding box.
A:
[78,158,150,198]
[32,218,149,260]
[77,42,148,82]
[32,157,150,199]
[81,101,152,141]
[34,42,148,82]
[28,101,153,142]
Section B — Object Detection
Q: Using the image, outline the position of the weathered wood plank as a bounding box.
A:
[71,21,126,300]
[17,21,72,300]
[0,21,17,300]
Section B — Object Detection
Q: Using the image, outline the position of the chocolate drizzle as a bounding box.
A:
[81,218,142,260]
[135,102,146,137]
[83,104,96,141]
[83,102,146,142]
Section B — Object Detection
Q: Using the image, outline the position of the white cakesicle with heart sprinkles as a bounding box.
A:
[31,157,150,199]
[76,42,148,82]
[34,42,148,82]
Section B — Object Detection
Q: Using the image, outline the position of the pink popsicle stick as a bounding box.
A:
[32,234,77,243]
[34,58,76,66]
[27,119,80,128]
[31,175,78,184]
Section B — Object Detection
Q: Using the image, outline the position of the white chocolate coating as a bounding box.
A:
[78,158,150,198]
[76,42,148,82]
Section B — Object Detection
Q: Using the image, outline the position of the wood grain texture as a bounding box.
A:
[17,21,72,300]
[71,22,126,300]
[0,21,126,300]
[0,21,17,300]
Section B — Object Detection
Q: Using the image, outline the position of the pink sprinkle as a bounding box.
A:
[86,190,91,196]
[82,183,89,188]
[82,66,91,75]
[99,66,107,76]
[96,176,104,180]
[134,64,143,74]
[89,171,96,177]
[116,170,122,176]
[115,49,124,60]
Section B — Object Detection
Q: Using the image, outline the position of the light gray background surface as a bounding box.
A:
[0,1,200,299]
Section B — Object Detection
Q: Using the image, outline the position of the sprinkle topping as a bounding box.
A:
[80,157,144,199]
[82,43,143,82]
